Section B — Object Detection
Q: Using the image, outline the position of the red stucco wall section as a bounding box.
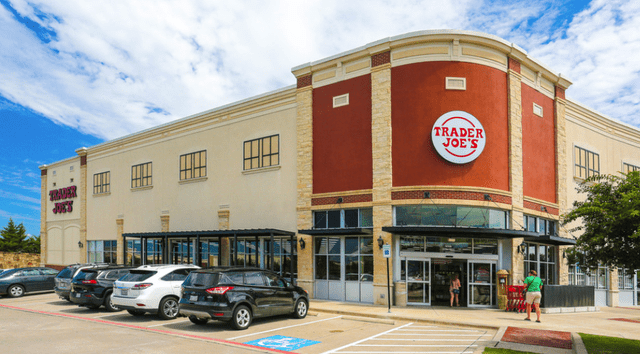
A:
[521,84,557,203]
[312,75,373,194]
[391,62,509,191]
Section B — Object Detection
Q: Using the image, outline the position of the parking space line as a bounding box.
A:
[228,315,343,340]
[320,322,414,354]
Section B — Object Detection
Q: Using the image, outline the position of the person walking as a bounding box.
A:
[524,270,543,322]
[449,274,461,307]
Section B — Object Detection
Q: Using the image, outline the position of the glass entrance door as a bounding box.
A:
[406,259,431,305]
[468,261,495,307]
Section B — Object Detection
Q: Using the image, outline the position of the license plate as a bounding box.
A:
[121,289,128,296]
[190,295,198,302]
[75,293,81,298]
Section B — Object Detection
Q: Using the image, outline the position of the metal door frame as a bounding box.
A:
[405,258,432,305]
[467,260,496,308]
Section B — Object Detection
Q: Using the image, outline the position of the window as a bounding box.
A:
[243,135,279,170]
[87,240,117,263]
[264,238,297,278]
[623,162,640,174]
[146,239,163,264]
[345,237,373,282]
[131,162,152,188]
[180,150,206,180]
[523,215,557,236]
[199,240,219,268]
[395,205,507,229]
[126,240,142,266]
[618,269,634,290]
[315,237,341,281]
[313,208,373,229]
[523,243,557,285]
[93,171,110,194]
[574,146,599,179]
[399,236,497,255]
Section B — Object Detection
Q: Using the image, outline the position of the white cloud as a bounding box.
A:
[0,0,639,142]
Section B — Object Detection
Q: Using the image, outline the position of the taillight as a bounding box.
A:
[205,286,234,295]
[133,283,152,289]
[82,279,97,284]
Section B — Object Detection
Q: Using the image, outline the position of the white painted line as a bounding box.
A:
[356,344,477,347]
[320,322,414,354]
[335,352,474,354]
[228,315,343,340]
[397,329,483,332]
[148,319,191,327]
[369,338,487,341]
[379,333,488,336]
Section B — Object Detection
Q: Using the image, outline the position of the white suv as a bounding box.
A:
[112,264,199,320]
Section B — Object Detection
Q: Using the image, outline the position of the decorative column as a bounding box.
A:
[39,166,48,266]
[218,209,230,266]
[609,268,619,307]
[116,217,124,264]
[555,85,570,285]
[294,72,314,296]
[370,48,394,306]
[507,57,525,284]
[76,148,88,264]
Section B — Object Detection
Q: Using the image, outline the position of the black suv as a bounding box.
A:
[69,265,133,311]
[55,263,106,301]
[178,267,309,330]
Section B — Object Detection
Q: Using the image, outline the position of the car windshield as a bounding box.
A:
[183,272,220,287]
[0,269,16,278]
[74,270,98,281]
[119,270,156,282]
[57,267,75,278]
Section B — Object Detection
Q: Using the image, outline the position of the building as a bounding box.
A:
[40,30,639,308]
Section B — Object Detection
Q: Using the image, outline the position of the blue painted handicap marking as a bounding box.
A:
[245,335,320,351]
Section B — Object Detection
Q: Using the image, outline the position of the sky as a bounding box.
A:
[1,0,639,237]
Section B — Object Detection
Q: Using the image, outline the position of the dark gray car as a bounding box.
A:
[0,267,60,298]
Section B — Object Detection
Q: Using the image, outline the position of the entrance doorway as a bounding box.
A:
[431,258,466,306]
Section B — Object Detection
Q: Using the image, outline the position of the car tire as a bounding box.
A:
[158,297,179,320]
[189,315,208,325]
[104,293,121,312]
[7,284,25,298]
[230,305,252,330]
[292,299,308,319]
[127,309,146,316]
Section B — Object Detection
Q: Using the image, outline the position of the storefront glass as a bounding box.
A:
[395,205,507,229]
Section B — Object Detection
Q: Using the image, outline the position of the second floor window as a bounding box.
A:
[574,146,599,179]
[180,150,206,180]
[131,162,152,188]
[623,162,640,174]
[93,171,110,194]
[244,135,279,170]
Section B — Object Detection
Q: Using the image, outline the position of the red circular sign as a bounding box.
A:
[431,111,486,164]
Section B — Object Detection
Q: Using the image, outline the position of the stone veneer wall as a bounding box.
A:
[554,91,570,285]
[0,252,41,269]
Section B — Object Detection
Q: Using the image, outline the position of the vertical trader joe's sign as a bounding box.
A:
[49,186,77,214]
[431,110,486,164]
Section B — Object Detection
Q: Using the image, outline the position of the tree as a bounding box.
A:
[0,218,32,253]
[562,171,640,270]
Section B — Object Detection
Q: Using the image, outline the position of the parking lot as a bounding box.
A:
[0,292,496,353]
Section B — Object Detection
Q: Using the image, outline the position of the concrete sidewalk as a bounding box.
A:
[309,300,640,353]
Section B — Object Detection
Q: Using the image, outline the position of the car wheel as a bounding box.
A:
[7,284,25,298]
[230,305,252,330]
[127,309,145,316]
[104,293,121,312]
[189,315,209,325]
[158,297,179,320]
[292,299,308,319]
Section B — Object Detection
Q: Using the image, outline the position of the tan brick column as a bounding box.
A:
[76,148,88,264]
[609,268,619,306]
[116,217,124,264]
[218,209,230,266]
[39,166,48,266]
[555,86,570,285]
[370,50,394,306]
[507,58,525,284]
[295,74,314,295]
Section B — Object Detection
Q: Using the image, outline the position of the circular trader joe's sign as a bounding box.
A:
[431,111,486,164]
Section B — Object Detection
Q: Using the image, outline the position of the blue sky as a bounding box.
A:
[1,0,639,237]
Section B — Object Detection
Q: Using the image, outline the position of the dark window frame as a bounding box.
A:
[131,162,152,188]
[623,162,640,174]
[93,171,111,194]
[574,146,600,179]
[243,134,279,170]
[180,150,207,180]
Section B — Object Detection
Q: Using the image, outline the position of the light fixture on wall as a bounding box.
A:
[298,238,306,250]
[518,242,527,255]
[377,235,384,249]
[541,206,547,212]
[423,191,430,199]
[78,241,83,248]
[336,197,343,204]
[484,194,492,201]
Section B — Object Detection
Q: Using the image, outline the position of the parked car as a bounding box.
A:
[178,267,309,330]
[55,263,107,301]
[0,267,60,298]
[112,264,200,319]
[69,265,133,311]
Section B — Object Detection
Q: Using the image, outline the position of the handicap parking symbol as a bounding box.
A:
[245,335,320,351]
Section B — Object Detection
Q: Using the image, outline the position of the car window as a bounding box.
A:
[75,270,98,281]
[244,272,266,286]
[183,272,220,287]
[57,267,74,278]
[264,273,285,288]
[226,272,244,285]
[41,269,59,275]
[23,269,41,276]
[161,269,190,281]
[121,271,156,282]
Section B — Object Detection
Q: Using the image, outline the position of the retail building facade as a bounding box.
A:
[40,30,639,308]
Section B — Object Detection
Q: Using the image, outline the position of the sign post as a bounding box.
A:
[383,244,391,313]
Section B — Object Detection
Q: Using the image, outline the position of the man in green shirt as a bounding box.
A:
[524,270,543,322]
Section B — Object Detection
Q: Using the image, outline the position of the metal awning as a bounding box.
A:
[297,228,373,236]
[123,228,295,238]
[381,226,540,239]
[523,234,577,246]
